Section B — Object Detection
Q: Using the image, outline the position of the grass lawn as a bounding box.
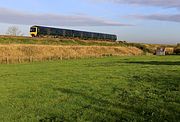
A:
[0,56,179,122]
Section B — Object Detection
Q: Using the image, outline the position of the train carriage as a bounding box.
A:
[30,25,117,41]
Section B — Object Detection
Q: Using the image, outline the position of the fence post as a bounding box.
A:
[18,57,21,63]
[29,56,33,62]
[49,56,51,61]
[6,57,9,64]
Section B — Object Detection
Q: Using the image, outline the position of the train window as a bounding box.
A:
[30,28,36,32]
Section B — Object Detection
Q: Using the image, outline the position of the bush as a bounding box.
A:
[174,44,180,54]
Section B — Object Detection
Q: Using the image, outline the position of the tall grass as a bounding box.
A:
[0,44,143,64]
[128,43,176,54]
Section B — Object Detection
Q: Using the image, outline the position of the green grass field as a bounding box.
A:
[0,56,179,122]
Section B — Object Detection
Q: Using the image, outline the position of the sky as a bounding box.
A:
[0,0,180,44]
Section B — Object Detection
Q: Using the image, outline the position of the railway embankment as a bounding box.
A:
[0,35,125,46]
[0,44,143,64]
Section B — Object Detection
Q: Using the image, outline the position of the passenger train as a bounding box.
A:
[30,25,117,41]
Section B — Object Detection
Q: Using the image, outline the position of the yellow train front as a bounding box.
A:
[30,25,117,41]
[30,26,38,37]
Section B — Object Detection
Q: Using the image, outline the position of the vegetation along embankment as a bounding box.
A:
[0,44,143,64]
[0,36,144,64]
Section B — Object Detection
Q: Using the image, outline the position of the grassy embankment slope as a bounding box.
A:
[0,44,143,63]
[0,35,175,53]
[0,36,145,63]
[129,43,176,54]
[0,56,179,121]
[0,35,126,46]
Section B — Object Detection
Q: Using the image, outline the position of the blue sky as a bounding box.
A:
[0,0,180,44]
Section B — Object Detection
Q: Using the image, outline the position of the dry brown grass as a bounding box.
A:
[174,44,180,54]
[165,47,174,55]
[143,44,176,54]
[0,44,143,64]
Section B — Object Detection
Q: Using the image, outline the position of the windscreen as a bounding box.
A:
[30,28,36,32]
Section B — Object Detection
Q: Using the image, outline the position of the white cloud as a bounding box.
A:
[0,8,132,26]
[95,0,180,23]
[96,0,180,9]
[133,14,180,23]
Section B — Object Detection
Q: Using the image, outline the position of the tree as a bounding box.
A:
[6,26,23,36]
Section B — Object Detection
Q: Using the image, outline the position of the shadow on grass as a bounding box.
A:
[86,60,180,67]
[47,85,179,122]
[126,61,180,65]
[38,87,138,122]
[53,87,126,109]
[39,72,180,122]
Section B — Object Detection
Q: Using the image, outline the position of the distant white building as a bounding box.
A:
[156,47,165,56]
